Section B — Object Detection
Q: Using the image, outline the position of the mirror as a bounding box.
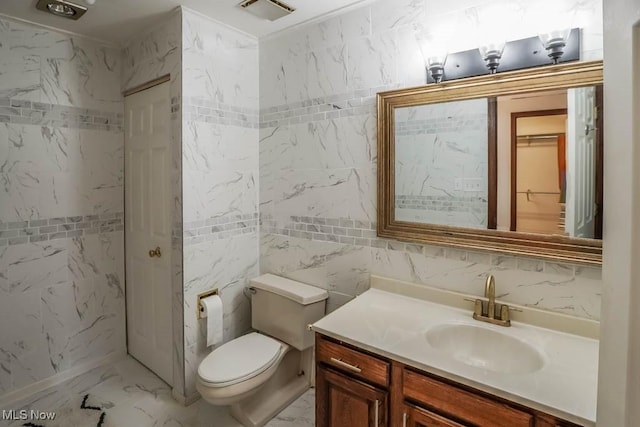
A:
[378,61,603,264]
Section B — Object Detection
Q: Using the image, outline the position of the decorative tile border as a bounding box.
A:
[396,195,487,212]
[0,99,123,131]
[260,214,602,280]
[261,215,377,247]
[395,116,486,136]
[258,85,403,128]
[0,213,124,246]
[183,213,259,246]
[183,97,258,128]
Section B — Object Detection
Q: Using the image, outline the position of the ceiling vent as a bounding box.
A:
[36,0,87,20]
[239,0,295,21]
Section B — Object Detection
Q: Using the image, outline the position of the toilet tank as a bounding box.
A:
[250,274,328,351]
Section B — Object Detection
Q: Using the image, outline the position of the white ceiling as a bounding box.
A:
[0,0,369,45]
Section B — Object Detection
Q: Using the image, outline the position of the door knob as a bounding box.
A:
[149,246,162,258]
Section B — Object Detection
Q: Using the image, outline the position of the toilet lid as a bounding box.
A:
[198,332,282,386]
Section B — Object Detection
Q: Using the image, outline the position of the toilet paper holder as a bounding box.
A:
[197,289,219,319]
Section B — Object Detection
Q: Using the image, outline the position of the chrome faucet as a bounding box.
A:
[471,274,511,327]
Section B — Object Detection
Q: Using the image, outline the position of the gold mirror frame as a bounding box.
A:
[377,60,603,265]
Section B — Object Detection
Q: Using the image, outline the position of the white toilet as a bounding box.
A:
[196,274,328,427]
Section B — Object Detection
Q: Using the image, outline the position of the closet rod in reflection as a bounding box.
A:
[517,134,561,140]
[517,189,561,202]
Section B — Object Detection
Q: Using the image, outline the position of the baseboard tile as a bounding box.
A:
[0,351,127,408]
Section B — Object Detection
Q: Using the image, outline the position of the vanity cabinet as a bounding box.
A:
[316,334,390,426]
[315,334,583,427]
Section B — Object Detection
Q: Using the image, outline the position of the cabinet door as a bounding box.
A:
[317,365,388,427]
[401,403,465,427]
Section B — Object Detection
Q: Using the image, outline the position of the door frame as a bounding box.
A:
[510,108,568,232]
[594,85,604,239]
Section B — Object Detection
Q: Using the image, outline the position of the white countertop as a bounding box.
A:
[312,288,599,426]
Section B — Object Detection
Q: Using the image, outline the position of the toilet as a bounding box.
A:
[196,274,328,427]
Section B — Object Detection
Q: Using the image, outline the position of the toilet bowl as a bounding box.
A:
[196,274,328,427]
[196,332,290,406]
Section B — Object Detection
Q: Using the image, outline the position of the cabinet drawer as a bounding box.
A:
[316,335,390,387]
[403,403,465,427]
[536,413,582,427]
[403,369,533,427]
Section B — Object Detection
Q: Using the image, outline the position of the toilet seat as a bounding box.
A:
[198,332,283,387]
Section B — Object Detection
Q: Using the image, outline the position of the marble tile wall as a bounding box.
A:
[181,9,259,398]
[121,9,185,398]
[183,213,258,246]
[259,0,604,319]
[0,17,125,396]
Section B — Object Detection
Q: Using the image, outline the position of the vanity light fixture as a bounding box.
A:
[36,0,87,20]
[479,41,506,74]
[539,29,572,64]
[424,29,580,84]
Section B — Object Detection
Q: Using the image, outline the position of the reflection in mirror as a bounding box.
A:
[393,85,603,240]
[503,87,603,239]
[394,99,489,229]
[513,111,567,236]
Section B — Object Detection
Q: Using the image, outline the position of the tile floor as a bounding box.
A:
[1,356,314,427]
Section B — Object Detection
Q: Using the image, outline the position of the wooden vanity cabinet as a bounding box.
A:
[316,334,390,426]
[315,334,583,427]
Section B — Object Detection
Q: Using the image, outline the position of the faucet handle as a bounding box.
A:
[500,305,511,325]
[474,299,483,317]
[465,297,485,319]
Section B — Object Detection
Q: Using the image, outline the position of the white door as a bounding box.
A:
[566,87,596,238]
[125,82,173,385]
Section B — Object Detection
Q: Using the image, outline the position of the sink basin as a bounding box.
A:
[425,323,545,374]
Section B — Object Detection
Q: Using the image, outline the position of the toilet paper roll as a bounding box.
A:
[200,295,223,348]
